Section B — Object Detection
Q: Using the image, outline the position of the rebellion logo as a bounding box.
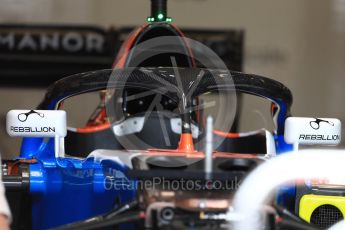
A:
[299,134,340,141]
[10,126,56,133]
[18,110,44,122]
[309,118,334,130]
[11,110,56,133]
[298,118,339,141]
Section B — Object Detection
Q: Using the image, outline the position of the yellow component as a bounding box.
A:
[299,194,345,222]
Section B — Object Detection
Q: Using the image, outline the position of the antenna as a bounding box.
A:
[147,0,172,23]
[205,116,213,180]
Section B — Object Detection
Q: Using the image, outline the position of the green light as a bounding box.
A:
[147,15,171,23]
[147,17,155,23]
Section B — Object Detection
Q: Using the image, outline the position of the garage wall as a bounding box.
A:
[0,0,344,158]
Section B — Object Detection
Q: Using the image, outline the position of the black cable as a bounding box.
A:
[273,204,306,223]
[273,205,321,230]
[105,200,138,219]
[51,200,138,230]
[52,212,143,230]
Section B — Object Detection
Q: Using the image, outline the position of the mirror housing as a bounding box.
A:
[284,117,341,146]
[7,110,67,137]
[7,110,67,158]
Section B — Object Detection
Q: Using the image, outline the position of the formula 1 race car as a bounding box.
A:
[4,65,294,229]
[2,1,342,230]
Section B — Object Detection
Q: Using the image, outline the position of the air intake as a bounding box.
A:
[310,204,343,228]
